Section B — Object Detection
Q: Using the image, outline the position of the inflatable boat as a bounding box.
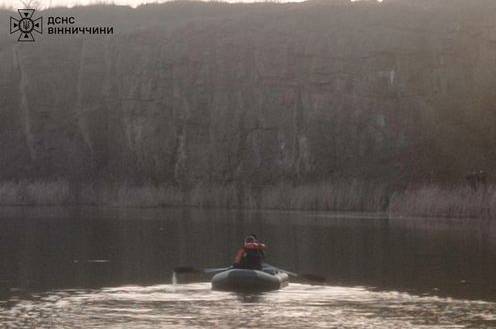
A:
[211,268,289,292]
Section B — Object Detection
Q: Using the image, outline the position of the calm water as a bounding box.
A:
[0,207,495,328]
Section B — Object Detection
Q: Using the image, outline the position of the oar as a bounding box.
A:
[263,263,326,283]
[173,266,231,275]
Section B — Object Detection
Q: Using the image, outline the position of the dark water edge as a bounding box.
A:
[2,180,496,219]
[0,206,495,302]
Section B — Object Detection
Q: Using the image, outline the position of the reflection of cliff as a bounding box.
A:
[1,0,496,188]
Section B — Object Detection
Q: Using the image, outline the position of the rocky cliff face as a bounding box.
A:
[1,0,496,189]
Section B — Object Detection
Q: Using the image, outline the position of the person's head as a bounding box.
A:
[244,235,255,244]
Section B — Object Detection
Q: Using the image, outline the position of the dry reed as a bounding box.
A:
[389,185,495,218]
[0,180,493,218]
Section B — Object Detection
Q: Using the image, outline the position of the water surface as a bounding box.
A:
[0,207,495,328]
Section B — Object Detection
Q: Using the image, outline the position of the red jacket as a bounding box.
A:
[234,242,266,264]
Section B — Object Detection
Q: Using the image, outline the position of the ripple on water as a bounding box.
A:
[0,284,495,329]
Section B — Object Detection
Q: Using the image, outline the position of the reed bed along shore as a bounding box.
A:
[388,185,496,219]
[0,179,389,211]
[0,180,494,218]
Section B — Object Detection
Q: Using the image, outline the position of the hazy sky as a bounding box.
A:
[1,0,312,9]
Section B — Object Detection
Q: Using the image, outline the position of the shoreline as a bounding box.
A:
[0,180,493,219]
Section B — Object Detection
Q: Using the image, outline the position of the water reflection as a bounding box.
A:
[234,293,265,304]
[0,206,495,303]
[1,283,495,328]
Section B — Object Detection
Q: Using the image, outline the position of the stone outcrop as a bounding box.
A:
[1,0,495,189]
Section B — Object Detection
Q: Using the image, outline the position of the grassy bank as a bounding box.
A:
[388,185,495,219]
[0,180,493,218]
[0,179,388,211]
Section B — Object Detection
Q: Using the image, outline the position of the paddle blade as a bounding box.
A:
[204,266,231,274]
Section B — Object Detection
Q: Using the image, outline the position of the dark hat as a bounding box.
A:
[244,235,255,243]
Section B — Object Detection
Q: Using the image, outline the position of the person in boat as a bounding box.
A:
[233,234,266,270]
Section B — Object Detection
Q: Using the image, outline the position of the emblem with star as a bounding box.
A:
[10,9,43,42]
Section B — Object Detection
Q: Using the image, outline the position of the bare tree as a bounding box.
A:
[20,0,41,9]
